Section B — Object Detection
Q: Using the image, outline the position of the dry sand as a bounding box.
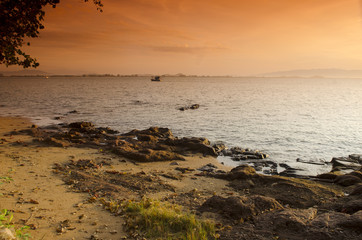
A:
[0,117,232,239]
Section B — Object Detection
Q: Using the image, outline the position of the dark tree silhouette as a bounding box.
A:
[0,0,103,68]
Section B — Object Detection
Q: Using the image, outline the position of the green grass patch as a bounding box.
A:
[0,176,13,184]
[122,198,217,240]
[0,209,31,240]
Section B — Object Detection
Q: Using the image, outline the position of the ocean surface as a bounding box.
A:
[1,76,361,175]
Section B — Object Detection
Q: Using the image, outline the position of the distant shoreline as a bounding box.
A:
[2,74,362,79]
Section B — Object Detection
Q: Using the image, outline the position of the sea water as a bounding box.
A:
[1,76,361,175]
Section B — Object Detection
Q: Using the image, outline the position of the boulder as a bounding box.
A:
[311,211,349,229]
[167,137,217,156]
[137,134,159,142]
[227,174,343,209]
[316,173,339,180]
[349,171,362,180]
[224,147,268,161]
[349,154,362,163]
[341,199,362,214]
[199,195,283,221]
[255,208,317,231]
[337,210,362,231]
[212,143,227,153]
[115,147,185,162]
[350,184,362,196]
[331,157,361,170]
[334,174,362,187]
[198,163,218,172]
[227,165,256,180]
[124,127,174,139]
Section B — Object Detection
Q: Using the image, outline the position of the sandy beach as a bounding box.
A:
[0,117,126,239]
[0,117,232,239]
[0,117,361,240]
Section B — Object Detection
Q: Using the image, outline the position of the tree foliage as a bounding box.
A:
[0,0,103,68]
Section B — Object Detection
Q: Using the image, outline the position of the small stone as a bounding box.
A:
[56,227,65,233]
[0,228,16,240]
[75,203,83,208]
[29,199,39,204]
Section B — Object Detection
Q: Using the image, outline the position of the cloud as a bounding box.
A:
[150,44,228,54]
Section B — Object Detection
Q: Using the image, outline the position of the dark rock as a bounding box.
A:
[199,195,283,221]
[296,158,326,166]
[331,157,361,171]
[221,149,233,156]
[68,110,78,114]
[227,165,256,180]
[337,210,362,231]
[97,127,119,134]
[334,175,362,187]
[161,173,182,180]
[212,143,226,153]
[115,147,185,162]
[341,199,362,214]
[71,159,101,169]
[254,165,263,172]
[279,169,306,178]
[137,134,159,142]
[263,169,278,175]
[178,104,200,111]
[175,167,195,173]
[316,173,339,180]
[69,122,94,129]
[43,137,70,148]
[225,147,268,161]
[257,208,317,231]
[198,163,218,172]
[166,137,217,156]
[350,184,362,196]
[228,174,343,209]
[349,154,362,163]
[124,127,174,139]
[279,163,291,169]
[310,211,349,229]
[189,104,200,109]
[349,171,362,180]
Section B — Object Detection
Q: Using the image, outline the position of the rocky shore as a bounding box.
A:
[0,118,361,239]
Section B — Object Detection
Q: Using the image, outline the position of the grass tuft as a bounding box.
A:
[0,176,14,185]
[0,209,31,240]
[123,198,217,240]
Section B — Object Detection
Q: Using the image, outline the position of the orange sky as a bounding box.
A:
[2,0,362,75]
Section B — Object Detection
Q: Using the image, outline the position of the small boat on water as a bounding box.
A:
[151,76,161,82]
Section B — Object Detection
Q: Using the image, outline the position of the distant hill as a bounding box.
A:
[0,69,49,76]
[260,69,362,78]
